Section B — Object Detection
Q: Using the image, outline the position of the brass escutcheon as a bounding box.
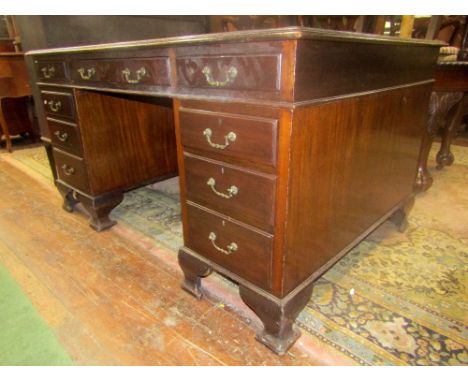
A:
[46,100,62,113]
[77,67,96,80]
[203,128,236,149]
[122,67,147,84]
[41,65,55,79]
[202,65,238,87]
[206,177,238,199]
[54,130,68,142]
[61,164,75,176]
[208,232,238,255]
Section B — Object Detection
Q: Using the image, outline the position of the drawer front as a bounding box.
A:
[35,61,67,82]
[180,109,278,168]
[40,90,75,120]
[69,58,170,86]
[186,203,273,290]
[48,118,82,154]
[184,154,276,233]
[176,54,280,92]
[53,148,89,192]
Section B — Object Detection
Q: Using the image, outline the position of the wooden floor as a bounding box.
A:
[0,155,323,365]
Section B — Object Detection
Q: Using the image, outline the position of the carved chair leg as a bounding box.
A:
[436,93,468,169]
[80,192,124,232]
[239,282,314,355]
[389,196,415,233]
[0,99,12,153]
[414,126,434,193]
[178,248,212,299]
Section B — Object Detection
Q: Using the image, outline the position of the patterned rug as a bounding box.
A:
[3,144,467,366]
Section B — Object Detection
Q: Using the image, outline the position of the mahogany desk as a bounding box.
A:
[26,28,441,354]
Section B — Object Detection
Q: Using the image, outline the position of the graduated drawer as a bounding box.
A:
[69,58,170,86]
[186,203,273,290]
[40,89,75,120]
[34,60,67,82]
[48,118,82,155]
[176,54,281,92]
[184,154,276,233]
[180,109,278,169]
[53,148,89,192]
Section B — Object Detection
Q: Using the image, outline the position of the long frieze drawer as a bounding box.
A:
[185,203,273,290]
[40,90,75,120]
[180,109,278,168]
[176,54,281,92]
[184,154,276,233]
[47,118,82,154]
[53,148,90,192]
[34,60,67,82]
[69,58,170,86]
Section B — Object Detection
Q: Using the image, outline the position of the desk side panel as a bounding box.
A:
[294,40,439,102]
[75,90,178,195]
[282,83,432,295]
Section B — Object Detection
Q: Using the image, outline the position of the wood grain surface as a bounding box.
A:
[0,157,321,365]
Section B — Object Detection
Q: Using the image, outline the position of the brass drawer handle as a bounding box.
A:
[207,177,238,199]
[61,164,75,176]
[77,67,96,80]
[202,66,238,87]
[54,130,69,142]
[45,100,62,113]
[122,67,146,84]
[41,65,55,79]
[203,128,236,149]
[208,232,238,256]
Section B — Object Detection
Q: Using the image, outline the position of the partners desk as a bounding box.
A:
[26,28,441,354]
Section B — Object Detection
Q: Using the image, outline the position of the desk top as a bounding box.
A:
[27,27,443,56]
[27,27,443,107]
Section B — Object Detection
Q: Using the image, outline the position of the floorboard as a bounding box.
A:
[0,157,321,365]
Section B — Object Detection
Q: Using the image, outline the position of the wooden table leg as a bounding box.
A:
[0,96,36,152]
[0,98,13,152]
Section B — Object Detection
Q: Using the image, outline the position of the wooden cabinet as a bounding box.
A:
[26,28,442,355]
[0,52,35,152]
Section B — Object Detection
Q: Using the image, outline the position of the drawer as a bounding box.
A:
[180,109,278,169]
[35,60,67,82]
[184,154,276,233]
[69,58,170,86]
[53,148,89,192]
[176,54,280,92]
[47,118,82,155]
[40,90,75,120]
[186,203,273,290]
